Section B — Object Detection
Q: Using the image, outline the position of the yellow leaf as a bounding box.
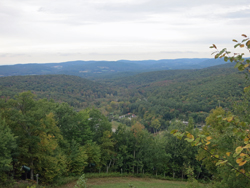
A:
[244,64,250,68]
[227,116,233,122]
[243,144,250,149]
[242,34,247,37]
[239,160,247,166]
[187,133,194,139]
[214,155,219,158]
[206,141,211,145]
[244,138,249,142]
[247,40,250,46]
[206,136,212,141]
[236,146,243,154]
[233,39,238,42]
[240,153,247,157]
[226,152,231,156]
[236,158,243,164]
[240,44,245,48]
[240,169,246,174]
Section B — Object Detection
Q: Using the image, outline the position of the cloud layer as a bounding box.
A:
[1,0,250,64]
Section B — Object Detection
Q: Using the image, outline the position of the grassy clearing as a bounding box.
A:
[111,121,120,130]
[111,121,130,131]
[59,177,187,188]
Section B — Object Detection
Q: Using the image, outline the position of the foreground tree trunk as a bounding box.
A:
[30,159,34,180]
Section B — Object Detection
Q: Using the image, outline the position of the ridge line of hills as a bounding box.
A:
[0,58,227,79]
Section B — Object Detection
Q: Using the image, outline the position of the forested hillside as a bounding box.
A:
[104,63,246,124]
[104,63,236,88]
[0,75,118,108]
[0,63,246,125]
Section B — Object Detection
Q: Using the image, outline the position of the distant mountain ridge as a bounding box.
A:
[0,58,227,79]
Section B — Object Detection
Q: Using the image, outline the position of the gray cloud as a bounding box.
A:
[0,0,250,65]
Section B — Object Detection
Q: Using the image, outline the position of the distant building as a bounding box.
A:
[182,121,188,125]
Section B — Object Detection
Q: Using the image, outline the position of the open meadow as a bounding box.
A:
[59,177,187,188]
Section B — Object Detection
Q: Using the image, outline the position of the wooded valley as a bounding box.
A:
[1,57,250,188]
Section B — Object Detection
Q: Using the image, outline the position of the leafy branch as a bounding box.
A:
[171,114,250,180]
[210,34,250,92]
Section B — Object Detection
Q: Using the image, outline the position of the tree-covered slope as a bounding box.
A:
[107,63,247,123]
[0,75,117,108]
[104,62,236,88]
[0,63,246,123]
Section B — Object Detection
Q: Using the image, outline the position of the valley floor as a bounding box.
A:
[59,177,187,188]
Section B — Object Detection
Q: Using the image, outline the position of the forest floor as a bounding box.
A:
[59,177,187,188]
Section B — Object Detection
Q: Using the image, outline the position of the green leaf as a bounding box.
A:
[238,64,245,71]
[217,48,227,57]
[234,146,243,157]
[246,40,250,48]
[234,43,240,48]
[185,138,194,142]
[216,160,228,166]
[194,137,200,145]
[174,132,181,136]
[224,56,229,62]
[170,129,178,134]
[244,86,250,93]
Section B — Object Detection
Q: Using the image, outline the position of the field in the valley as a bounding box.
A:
[59,177,187,188]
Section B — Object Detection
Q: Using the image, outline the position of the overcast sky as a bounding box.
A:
[1,0,250,65]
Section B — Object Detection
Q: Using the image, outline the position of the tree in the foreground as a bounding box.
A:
[172,34,250,187]
[2,92,67,183]
[0,117,17,184]
[100,131,115,173]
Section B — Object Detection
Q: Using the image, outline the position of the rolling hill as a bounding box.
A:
[0,74,118,108]
[0,58,227,79]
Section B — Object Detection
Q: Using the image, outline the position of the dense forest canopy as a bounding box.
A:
[0,63,246,125]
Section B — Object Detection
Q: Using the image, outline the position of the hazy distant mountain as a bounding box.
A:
[0,58,227,79]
